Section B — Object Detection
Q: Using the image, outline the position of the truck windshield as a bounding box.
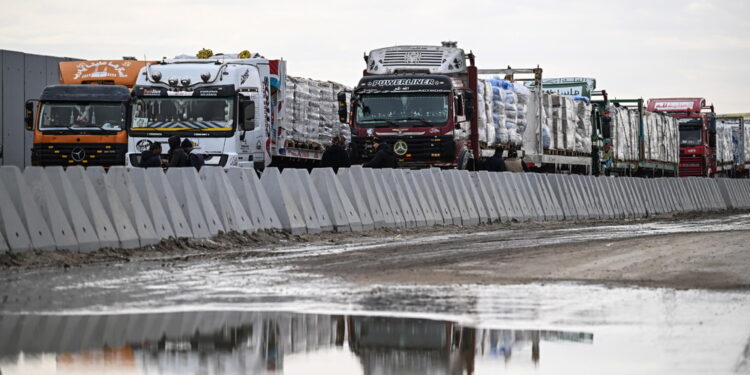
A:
[355,93,449,127]
[131,98,234,131]
[39,102,123,131]
[678,118,703,146]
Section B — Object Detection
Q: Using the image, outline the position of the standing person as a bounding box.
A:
[181,138,204,170]
[363,138,396,168]
[139,141,163,168]
[168,135,189,167]
[486,148,507,172]
[320,135,351,172]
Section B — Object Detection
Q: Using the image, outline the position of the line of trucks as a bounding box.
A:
[23,43,750,178]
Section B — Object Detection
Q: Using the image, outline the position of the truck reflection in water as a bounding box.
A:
[0,311,592,374]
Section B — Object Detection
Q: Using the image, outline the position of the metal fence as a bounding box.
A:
[0,50,77,168]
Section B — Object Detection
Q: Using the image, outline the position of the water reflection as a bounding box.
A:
[0,311,591,374]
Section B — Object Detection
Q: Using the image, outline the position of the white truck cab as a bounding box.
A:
[127,56,284,168]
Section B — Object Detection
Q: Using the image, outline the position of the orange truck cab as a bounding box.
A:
[24,60,150,167]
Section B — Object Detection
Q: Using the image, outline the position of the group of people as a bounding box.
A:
[138,135,204,170]
[320,135,397,171]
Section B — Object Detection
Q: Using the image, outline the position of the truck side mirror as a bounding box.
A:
[463,91,474,122]
[239,99,255,131]
[337,91,348,123]
[24,100,35,131]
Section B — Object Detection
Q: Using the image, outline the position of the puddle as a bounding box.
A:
[1,284,750,374]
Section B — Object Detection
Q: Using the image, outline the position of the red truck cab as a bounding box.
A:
[346,45,476,169]
[647,98,716,177]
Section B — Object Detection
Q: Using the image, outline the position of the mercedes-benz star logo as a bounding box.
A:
[70,147,86,162]
[393,141,408,156]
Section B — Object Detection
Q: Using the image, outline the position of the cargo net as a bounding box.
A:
[279,76,351,150]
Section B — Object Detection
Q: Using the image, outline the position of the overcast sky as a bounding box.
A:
[1,0,747,113]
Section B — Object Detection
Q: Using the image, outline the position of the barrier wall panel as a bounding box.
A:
[372,169,406,227]
[82,167,139,248]
[428,169,461,225]
[504,172,533,222]
[260,167,306,234]
[459,170,489,224]
[201,168,254,233]
[421,170,453,224]
[128,168,175,240]
[146,168,194,238]
[364,168,399,228]
[547,174,574,220]
[447,170,480,226]
[226,168,271,230]
[481,172,511,222]
[107,167,161,245]
[64,166,120,248]
[471,172,500,223]
[296,169,335,231]
[43,167,102,250]
[408,170,445,225]
[23,167,79,250]
[519,173,545,221]
[402,170,434,226]
[339,167,380,230]
[380,169,416,228]
[0,166,56,250]
[489,173,519,221]
[0,177,32,251]
[281,169,322,234]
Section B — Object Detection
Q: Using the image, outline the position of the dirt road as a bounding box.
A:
[299,229,750,290]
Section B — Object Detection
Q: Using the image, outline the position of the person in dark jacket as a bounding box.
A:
[320,135,351,172]
[363,140,397,168]
[486,148,507,172]
[139,141,163,168]
[168,135,190,167]
[182,138,204,170]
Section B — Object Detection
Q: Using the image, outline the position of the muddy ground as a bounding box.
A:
[2,210,750,290]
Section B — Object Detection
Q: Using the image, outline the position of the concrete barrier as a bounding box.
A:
[458,170,488,224]
[144,168,194,238]
[480,172,511,222]
[446,170,479,226]
[336,168,374,231]
[296,168,336,232]
[84,167,141,248]
[429,169,462,225]
[395,169,428,227]
[107,167,161,245]
[168,167,224,237]
[0,166,57,251]
[470,172,500,223]
[200,168,254,233]
[379,169,416,228]
[500,172,531,222]
[23,167,79,251]
[340,167,384,229]
[407,170,446,225]
[0,176,32,252]
[260,167,306,235]
[401,170,434,226]
[518,173,545,221]
[281,169,322,234]
[126,168,175,240]
[226,168,271,230]
[41,167,102,250]
[63,166,120,248]
[312,168,362,232]
[371,169,406,228]
[235,168,282,230]
[363,167,399,228]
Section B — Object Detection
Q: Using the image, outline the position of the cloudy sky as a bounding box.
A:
[1,0,747,112]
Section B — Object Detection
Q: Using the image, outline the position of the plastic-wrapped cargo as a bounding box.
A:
[485,78,526,147]
[642,111,679,165]
[280,76,350,149]
[607,104,639,162]
[716,120,736,166]
[574,98,592,154]
[745,121,750,165]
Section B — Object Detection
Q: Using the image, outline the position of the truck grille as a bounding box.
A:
[352,136,455,163]
[382,50,445,67]
[678,155,705,177]
[31,143,127,167]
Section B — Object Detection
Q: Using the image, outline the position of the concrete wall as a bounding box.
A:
[0,50,77,168]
